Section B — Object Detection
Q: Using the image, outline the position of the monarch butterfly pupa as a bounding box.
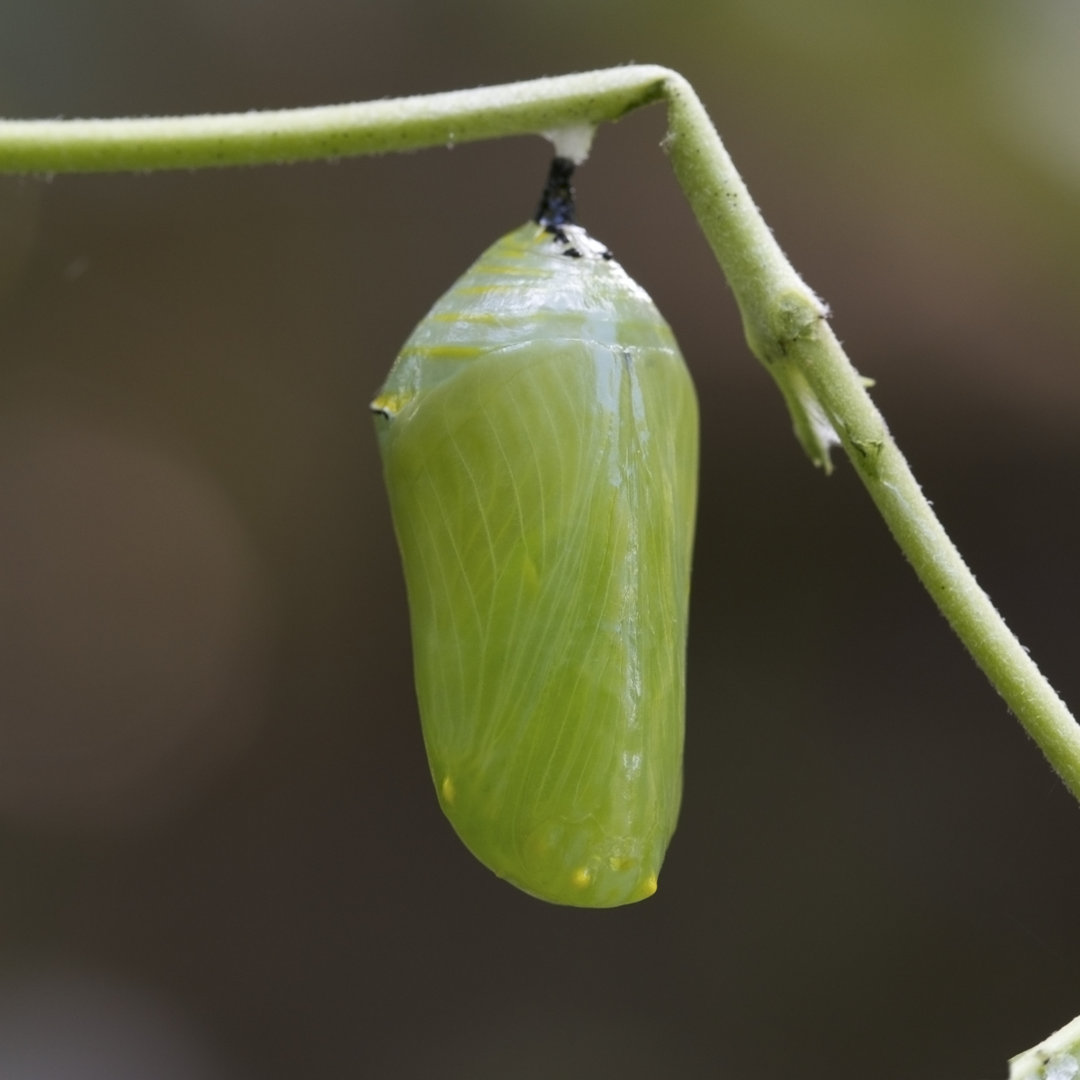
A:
[371,158,698,907]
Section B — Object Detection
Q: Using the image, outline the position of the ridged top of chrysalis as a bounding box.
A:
[372,223,676,425]
[372,218,697,908]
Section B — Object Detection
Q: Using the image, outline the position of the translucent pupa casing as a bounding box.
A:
[372,222,698,907]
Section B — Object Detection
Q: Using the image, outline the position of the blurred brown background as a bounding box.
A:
[1,3,1079,1078]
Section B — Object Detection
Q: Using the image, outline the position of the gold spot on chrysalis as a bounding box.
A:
[411,344,484,359]
[370,389,414,418]
[571,866,592,889]
[441,776,456,806]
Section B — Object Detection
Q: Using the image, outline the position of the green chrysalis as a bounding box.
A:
[372,159,698,907]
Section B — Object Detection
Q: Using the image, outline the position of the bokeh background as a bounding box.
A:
[1,3,1079,1078]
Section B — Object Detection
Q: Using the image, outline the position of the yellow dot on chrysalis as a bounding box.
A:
[441,776,456,805]
[638,875,658,900]
[571,866,592,890]
[371,390,412,419]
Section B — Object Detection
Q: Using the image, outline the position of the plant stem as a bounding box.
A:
[0,68,670,172]
[658,73,1080,801]
[2,67,1078,801]
[1010,1009,1080,1079]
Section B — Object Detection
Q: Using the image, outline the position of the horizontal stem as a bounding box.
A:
[0,67,670,172]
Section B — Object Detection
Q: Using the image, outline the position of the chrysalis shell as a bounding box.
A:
[372,220,698,907]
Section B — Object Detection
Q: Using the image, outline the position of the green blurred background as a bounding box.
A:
[1,2,1079,1077]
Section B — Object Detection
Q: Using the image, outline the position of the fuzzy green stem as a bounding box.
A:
[0,68,669,171]
[658,73,1080,802]
[2,67,1078,802]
